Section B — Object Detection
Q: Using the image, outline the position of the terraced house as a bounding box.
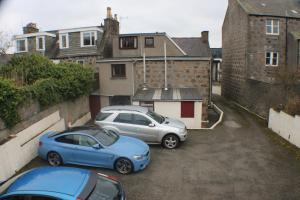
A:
[13,7,212,128]
[14,7,119,71]
[222,0,300,117]
[96,32,212,128]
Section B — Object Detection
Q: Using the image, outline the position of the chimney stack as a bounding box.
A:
[23,23,39,34]
[201,31,209,43]
[107,7,112,19]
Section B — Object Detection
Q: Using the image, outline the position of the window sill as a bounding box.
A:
[110,77,127,80]
[81,45,96,48]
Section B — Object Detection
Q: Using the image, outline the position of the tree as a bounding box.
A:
[0,31,13,55]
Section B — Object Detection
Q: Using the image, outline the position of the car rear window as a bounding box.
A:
[96,112,113,121]
[80,173,121,200]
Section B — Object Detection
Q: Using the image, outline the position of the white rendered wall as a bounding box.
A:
[0,110,91,182]
[268,108,300,148]
[154,101,202,129]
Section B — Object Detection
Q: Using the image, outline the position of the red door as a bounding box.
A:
[89,95,101,120]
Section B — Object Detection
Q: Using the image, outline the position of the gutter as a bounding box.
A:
[96,57,212,63]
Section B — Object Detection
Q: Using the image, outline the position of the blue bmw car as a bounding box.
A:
[0,167,125,200]
[38,126,150,174]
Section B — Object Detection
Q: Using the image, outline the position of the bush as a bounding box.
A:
[0,54,94,128]
[0,78,26,127]
[285,97,300,116]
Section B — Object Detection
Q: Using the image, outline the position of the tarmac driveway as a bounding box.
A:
[22,96,300,200]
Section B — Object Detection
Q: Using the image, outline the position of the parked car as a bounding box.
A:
[0,166,125,200]
[38,126,150,174]
[95,106,187,149]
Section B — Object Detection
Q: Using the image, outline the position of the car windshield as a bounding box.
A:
[87,174,122,200]
[89,129,119,146]
[146,111,164,124]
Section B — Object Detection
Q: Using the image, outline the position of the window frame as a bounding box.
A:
[145,37,154,48]
[16,38,28,53]
[132,114,152,126]
[266,19,280,35]
[181,101,195,118]
[80,31,97,47]
[265,52,279,67]
[113,113,133,124]
[59,33,69,49]
[36,36,45,51]
[111,64,126,78]
[119,36,138,49]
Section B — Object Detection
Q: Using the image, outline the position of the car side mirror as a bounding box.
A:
[148,123,155,127]
[92,144,101,149]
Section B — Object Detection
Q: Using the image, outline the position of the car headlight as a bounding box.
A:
[133,155,144,160]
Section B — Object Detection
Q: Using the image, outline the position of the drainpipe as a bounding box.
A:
[164,41,168,90]
[142,51,148,90]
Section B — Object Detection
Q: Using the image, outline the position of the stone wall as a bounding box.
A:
[0,96,90,143]
[222,0,249,106]
[222,0,300,118]
[134,60,210,119]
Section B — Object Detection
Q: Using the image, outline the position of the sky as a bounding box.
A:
[0,0,228,48]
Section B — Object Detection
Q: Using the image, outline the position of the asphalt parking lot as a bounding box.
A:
[22,96,300,200]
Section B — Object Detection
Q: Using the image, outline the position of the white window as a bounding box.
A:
[16,39,28,53]
[76,60,84,65]
[59,33,69,49]
[266,52,279,66]
[266,19,279,35]
[36,36,45,51]
[81,31,96,47]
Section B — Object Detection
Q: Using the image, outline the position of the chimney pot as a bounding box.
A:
[107,7,112,19]
[23,22,39,34]
[201,31,209,43]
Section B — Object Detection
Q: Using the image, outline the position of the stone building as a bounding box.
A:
[222,0,300,117]
[13,7,119,71]
[97,32,212,125]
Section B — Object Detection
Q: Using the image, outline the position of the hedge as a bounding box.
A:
[0,54,94,128]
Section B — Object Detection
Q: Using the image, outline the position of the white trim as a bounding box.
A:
[80,31,97,47]
[200,102,224,130]
[265,51,279,67]
[165,34,187,56]
[14,32,56,39]
[36,36,45,51]
[59,27,102,34]
[16,38,28,53]
[266,19,280,35]
[59,33,69,49]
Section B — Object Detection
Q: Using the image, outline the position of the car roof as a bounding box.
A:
[101,105,148,114]
[48,125,102,138]
[6,167,90,197]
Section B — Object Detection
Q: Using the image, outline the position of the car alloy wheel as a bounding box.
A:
[163,134,179,149]
[115,158,133,174]
[47,152,62,166]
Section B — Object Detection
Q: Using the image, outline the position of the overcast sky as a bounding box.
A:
[0,0,228,48]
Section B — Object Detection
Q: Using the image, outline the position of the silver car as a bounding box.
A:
[95,105,187,149]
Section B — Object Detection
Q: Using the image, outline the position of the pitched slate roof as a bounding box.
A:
[133,88,202,102]
[172,37,211,57]
[237,0,300,18]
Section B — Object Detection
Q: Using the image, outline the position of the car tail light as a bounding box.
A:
[38,141,43,147]
[76,198,82,200]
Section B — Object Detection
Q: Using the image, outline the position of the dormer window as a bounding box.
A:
[145,37,154,48]
[119,36,138,49]
[59,33,69,49]
[266,19,279,35]
[36,36,45,51]
[16,39,28,53]
[81,31,96,47]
